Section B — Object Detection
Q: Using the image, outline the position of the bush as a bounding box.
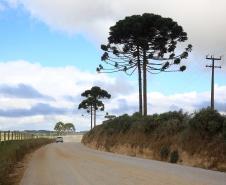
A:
[160,145,170,160]
[132,112,143,118]
[155,110,189,123]
[157,119,187,136]
[170,150,179,163]
[189,108,224,135]
[223,120,226,140]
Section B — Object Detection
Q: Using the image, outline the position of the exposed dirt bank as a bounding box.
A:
[82,112,226,171]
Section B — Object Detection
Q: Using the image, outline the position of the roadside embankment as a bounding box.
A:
[0,138,54,185]
[82,108,226,172]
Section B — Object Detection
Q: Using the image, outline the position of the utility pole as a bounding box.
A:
[206,55,221,110]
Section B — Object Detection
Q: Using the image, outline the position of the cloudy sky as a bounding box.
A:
[0,0,225,131]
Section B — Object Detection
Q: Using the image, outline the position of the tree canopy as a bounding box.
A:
[78,86,111,129]
[97,13,192,115]
[54,122,76,135]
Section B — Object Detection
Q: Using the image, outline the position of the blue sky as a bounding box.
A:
[0,0,225,131]
[0,5,223,93]
[0,5,101,70]
[0,1,225,92]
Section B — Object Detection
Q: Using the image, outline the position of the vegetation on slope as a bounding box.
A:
[0,139,53,185]
[82,108,226,171]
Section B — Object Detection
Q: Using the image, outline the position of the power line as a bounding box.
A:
[205,55,222,110]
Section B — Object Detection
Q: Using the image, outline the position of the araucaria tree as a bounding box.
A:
[78,86,111,129]
[97,13,192,116]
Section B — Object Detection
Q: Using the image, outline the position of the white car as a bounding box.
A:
[56,136,63,143]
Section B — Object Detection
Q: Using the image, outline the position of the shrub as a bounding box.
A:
[223,120,226,140]
[189,108,224,135]
[132,112,142,118]
[158,119,187,136]
[160,145,170,160]
[170,150,179,163]
[155,110,189,123]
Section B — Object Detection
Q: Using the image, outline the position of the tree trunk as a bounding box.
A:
[90,106,93,129]
[94,108,96,127]
[143,50,147,116]
[137,46,143,115]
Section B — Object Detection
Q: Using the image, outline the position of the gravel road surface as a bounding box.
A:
[20,136,226,185]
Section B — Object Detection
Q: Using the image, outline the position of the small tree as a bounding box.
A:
[97,13,192,116]
[64,123,76,134]
[79,97,104,129]
[54,121,64,135]
[78,86,111,129]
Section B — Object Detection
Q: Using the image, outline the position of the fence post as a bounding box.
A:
[8,130,10,141]
[4,131,6,141]
[0,131,1,142]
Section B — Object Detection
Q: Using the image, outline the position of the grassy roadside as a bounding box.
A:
[82,108,226,171]
[0,139,54,185]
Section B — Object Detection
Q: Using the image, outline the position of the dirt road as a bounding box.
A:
[20,136,226,185]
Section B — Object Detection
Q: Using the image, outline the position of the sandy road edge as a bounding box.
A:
[8,144,52,185]
[12,135,83,185]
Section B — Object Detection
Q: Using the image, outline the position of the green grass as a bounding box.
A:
[0,139,53,185]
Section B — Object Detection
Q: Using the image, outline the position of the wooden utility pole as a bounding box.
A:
[206,55,221,110]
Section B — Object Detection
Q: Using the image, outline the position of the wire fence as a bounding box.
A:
[0,131,55,142]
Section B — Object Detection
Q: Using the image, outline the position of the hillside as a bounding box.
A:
[82,108,226,171]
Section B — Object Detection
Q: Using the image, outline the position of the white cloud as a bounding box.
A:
[4,0,226,79]
[5,0,226,55]
[0,114,89,131]
[0,60,225,131]
[107,85,226,115]
[0,60,110,98]
[0,1,225,130]
[0,60,133,130]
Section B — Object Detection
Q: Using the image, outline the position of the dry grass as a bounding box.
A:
[0,139,53,185]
